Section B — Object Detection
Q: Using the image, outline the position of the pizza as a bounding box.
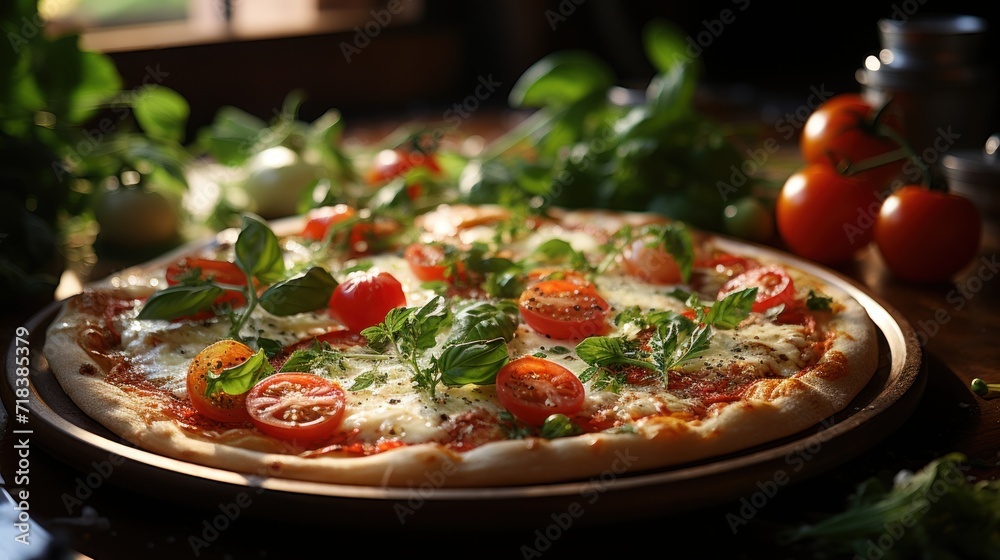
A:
[41,202,879,488]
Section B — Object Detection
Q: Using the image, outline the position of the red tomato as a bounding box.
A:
[621,239,683,284]
[166,258,245,286]
[366,148,442,198]
[329,271,406,332]
[245,373,346,445]
[495,356,585,426]
[186,339,254,423]
[697,253,759,279]
[800,93,907,187]
[165,258,249,319]
[718,266,796,313]
[301,204,357,241]
[403,243,465,283]
[874,185,982,283]
[518,279,609,340]
[776,163,883,264]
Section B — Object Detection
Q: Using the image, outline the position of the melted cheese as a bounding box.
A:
[117,219,824,445]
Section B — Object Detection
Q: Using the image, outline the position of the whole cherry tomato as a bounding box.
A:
[329,271,407,332]
[874,185,982,283]
[800,93,907,188]
[776,163,883,265]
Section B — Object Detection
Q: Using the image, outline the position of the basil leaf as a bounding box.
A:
[205,348,274,396]
[704,287,757,330]
[235,215,284,283]
[651,223,694,283]
[258,266,338,316]
[642,18,693,76]
[132,85,190,144]
[279,341,345,374]
[438,338,509,386]
[445,300,519,346]
[651,323,712,374]
[806,290,834,311]
[508,50,615,108]
[410,295,451,352]
[575,336,654,372]
[136,284,225,321]
[575,336,628,367]
[540,413,583,439]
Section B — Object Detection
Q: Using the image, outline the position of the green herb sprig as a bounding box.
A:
[136,215,338,352]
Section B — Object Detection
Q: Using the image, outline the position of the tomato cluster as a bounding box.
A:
[777,93,981,283]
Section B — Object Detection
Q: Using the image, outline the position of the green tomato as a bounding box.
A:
[242,146,318,219]
[722,196,775,242]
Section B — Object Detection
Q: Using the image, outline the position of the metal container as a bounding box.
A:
[858,15,996,158]
[941,134,1000,232]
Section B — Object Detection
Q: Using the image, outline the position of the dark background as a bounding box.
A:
[106,0,1000,140]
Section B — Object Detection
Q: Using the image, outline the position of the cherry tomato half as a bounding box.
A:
[874,185,982,283]
[495,356,585,426]
[621,239,683,285]
[166,258,246,286]
[165,257,249,319]
[329,271,407,332]
[366,148,442,199]
[518,279,609,340]
[367,148,441,182]
[245,373,347,446]
[776,163,883,265]
[403,243,466,283]
[301,204,357,241]
[800,93,906,187]
[718,266,796,313]
[186,339,255,423]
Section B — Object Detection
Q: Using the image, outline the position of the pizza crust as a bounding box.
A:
[42,207,880,488]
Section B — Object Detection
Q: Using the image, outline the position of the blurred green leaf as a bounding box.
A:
[195,106,267,166]
[132,85,190,143]
[642,19,696,76]
[509,50,614,108]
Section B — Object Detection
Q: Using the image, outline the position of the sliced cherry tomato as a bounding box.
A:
[518,279,609,340]
[366,148,442,199]
[329,271,406,332]
[186,339,255,423]
[495,356,585,426]
[166,258,245,286]
[621,239,683,285]
[403,243,466,283]
[301,204,357,241]
[245,373,346,446]
[165,257,249,320]
[697,253,760,279]
[718,266,796,313]
[366,148,442,183]
[776,163,883,264]
[874,185,982,283]
[800,93,907,187]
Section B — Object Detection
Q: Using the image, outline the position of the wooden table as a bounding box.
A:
[2,120,998,560]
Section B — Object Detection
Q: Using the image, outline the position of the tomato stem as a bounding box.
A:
[873,124,939,190]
